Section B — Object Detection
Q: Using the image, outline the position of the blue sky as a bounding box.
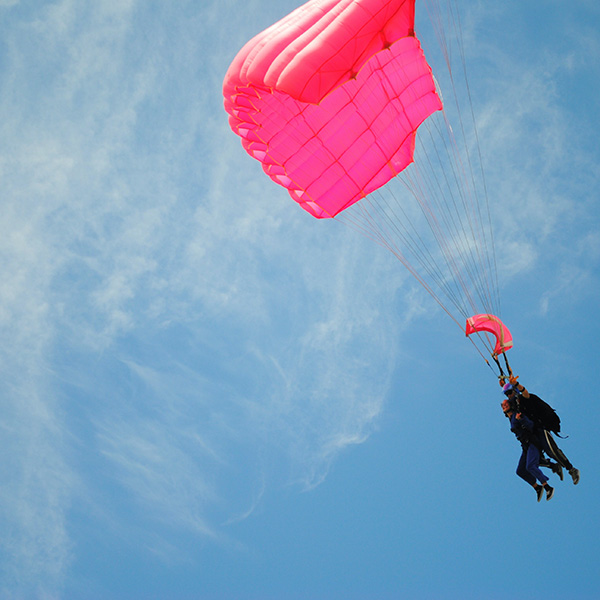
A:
[1,1,599,599]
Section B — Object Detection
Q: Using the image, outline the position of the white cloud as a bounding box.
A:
[97,418,220,539]
[0,372,75,599]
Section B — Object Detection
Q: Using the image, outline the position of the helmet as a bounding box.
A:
[502,382,514,395]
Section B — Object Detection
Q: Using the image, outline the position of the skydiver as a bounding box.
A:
[501,395,555,501]
[503,380,580,485]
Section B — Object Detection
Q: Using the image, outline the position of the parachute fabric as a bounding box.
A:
[466,314,513,356]
[223,0,442,218]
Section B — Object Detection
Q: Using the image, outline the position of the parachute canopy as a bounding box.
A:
[466,314,513,356]
[223,0,442,218]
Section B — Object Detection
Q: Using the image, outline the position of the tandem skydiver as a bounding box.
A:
[501,378,580,501]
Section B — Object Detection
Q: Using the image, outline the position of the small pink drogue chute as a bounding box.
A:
[223,0,442,218]
[466,314,513,356]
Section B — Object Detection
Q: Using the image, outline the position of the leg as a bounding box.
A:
[542,430,579,484]
[539,452,563,480]
[516,449,536,486]
[525,444,549,485]
[541,431,573,470]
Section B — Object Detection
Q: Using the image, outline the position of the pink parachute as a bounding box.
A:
[466,314,513,356]
[223,0,442,218]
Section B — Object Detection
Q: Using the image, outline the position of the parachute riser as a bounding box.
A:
[493,352,513,385]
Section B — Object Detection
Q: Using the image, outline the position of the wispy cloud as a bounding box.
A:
[473,35,598,296]
[0,2,163,595]
[0,371,75,598]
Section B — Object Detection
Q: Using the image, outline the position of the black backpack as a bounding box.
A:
[519,393,561,435]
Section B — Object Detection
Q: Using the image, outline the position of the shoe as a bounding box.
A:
[535,486,544,502]
[545,485,555,501]
[551,462,564,481]
[569,468,580,485]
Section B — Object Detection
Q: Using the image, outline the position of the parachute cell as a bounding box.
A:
[223,0,442,218]
[466,314,513,356]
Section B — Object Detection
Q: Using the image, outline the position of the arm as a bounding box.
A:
[515,412,534,430]
[509,375,529,399]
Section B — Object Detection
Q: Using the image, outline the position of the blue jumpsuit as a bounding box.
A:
[509,412,549,486]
